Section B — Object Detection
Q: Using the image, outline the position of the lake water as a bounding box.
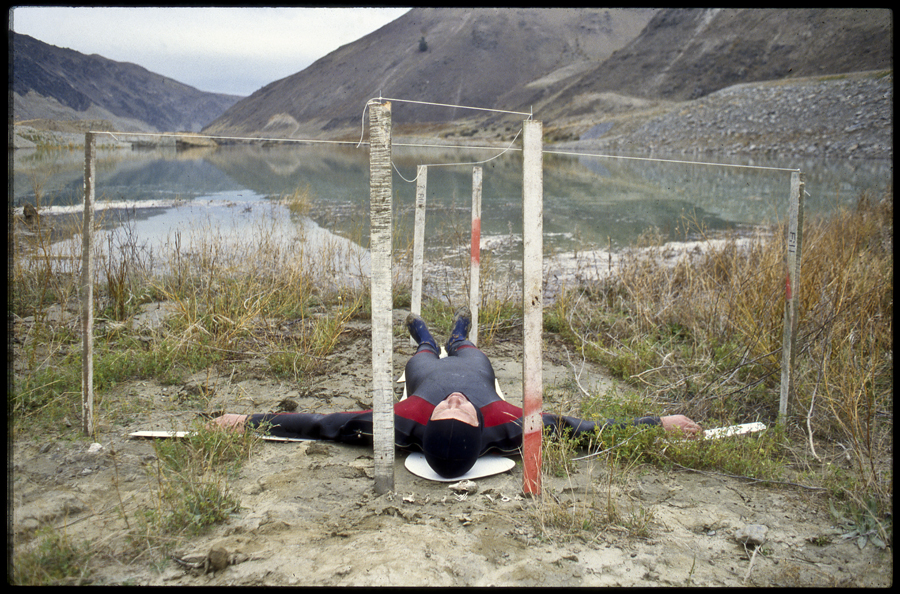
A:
[12,142,892,268]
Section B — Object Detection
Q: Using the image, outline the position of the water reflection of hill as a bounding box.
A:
[571,151,892,224]
[13,147,244,208]
[203,143,891,252]
[202,145,370,199]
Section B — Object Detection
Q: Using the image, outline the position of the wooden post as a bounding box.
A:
[469,166,482,346]
[779,171,804,422]
[410,165,427,348]
[521,120,543,495]
[369,101,394,493]
[81,132,96,437]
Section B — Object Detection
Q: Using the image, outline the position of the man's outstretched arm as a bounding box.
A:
[211,411,374,443]
[543,413,701,439]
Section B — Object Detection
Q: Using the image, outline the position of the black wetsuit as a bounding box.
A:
[247,340,661,455]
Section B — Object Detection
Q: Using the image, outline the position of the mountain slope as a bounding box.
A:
[11,32,243,132]
[205,7,891,141]
[558,8,893,103]
[202,8,656,138]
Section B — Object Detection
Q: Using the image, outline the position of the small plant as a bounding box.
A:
[283,185,313,218]
[830,498,891,550]
[532,430,658,542]
[653,424,786,481]
[131,420,263,548]
[141,472,241,536]
[12,527,93,585]
[807,534,833,546]
[541,424,581,478]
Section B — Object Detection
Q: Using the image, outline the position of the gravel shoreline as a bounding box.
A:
[559,71,893,161]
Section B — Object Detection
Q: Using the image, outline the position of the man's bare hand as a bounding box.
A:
[210,414,248,431]
[660,414,702,436]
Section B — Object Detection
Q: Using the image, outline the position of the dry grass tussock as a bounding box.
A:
[549,188,892,519]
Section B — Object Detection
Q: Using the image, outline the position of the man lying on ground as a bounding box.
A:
[213,307,701,479]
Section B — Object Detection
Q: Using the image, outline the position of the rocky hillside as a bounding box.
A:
[11,32,243,133]
[204,8,892,142]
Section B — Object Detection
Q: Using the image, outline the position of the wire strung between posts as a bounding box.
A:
[91,129,366,147]
[391,127,524,183]
[379,96,533,117]
[545,148,801,173]
[394,141,520,152]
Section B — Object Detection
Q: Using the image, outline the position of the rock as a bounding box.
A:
[131,301,177,332]
[735,524,768,547]
[306,442,333,457]
[171,546,232,574]
[207,547,230,572]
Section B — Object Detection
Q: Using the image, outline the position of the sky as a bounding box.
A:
[10,6,412,97]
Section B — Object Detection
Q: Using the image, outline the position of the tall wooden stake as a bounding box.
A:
[369,102,394,493]
[469,166,483,346]
[779,171,804,422]
[81,132,96,437]
[410,165,427,347]
[522,120,543,495]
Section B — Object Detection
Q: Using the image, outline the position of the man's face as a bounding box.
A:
[430,392,479,427]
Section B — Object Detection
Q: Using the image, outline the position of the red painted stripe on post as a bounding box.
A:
[521,272,543,495]
[471,218,481,264]
[522,408,542,495]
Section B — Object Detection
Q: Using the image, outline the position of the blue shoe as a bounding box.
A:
[446,306,471,349]
[406,312,438,351]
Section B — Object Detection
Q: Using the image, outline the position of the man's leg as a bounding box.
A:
[445,307,497,382]
[406,312,438,353]
[404,312,442,393]
[445,306,471,352]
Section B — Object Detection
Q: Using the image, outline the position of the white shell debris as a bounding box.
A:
[448,479,478,494]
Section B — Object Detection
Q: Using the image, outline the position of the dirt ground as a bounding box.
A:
[10,311,892,586]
